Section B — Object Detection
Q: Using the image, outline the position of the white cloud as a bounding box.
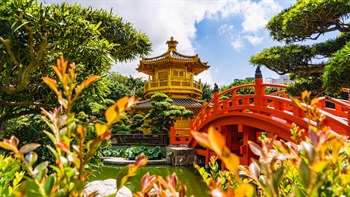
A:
[91,0,231,83]
[230,37,245,51]
[245,35,264,46]
[241,0,282,33]
[210,0,282,51]
[218,0,242,18]
[196,70,214,87]
[212,0,282,33]
[41,0,283,83]
[218,24,234,35]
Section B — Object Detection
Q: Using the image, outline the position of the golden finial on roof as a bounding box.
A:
[166,36,178,51]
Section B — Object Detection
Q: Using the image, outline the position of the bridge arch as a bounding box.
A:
[170,67,350,167]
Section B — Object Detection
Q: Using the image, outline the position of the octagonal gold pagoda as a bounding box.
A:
[136,37,210,99]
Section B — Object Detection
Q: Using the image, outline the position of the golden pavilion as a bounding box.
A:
[133,37,210,135]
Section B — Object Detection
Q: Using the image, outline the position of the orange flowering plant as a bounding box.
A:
[0,57,143,196]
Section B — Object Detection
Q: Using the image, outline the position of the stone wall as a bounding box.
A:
[166,146,196,166]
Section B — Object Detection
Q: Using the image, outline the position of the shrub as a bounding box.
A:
[0,57,141,196]
[0,155,25,196]
[103,146,165,160]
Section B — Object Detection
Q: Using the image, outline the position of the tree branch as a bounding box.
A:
[0,37,20,67]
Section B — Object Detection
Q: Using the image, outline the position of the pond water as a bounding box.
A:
[89,164,209,196]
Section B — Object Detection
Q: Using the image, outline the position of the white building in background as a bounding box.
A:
[265,75,292,84]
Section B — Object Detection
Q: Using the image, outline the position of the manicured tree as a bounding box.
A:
[130,114,145,134]
[112,116,131,134]
[200,82,213,101]
[0,0,151,122]
[249,0,350,96]
[144,93,192,134]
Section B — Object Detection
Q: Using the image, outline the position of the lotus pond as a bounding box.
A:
[89,164,209,196]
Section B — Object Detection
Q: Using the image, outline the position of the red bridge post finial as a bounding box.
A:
[254,66,265,108]
[213,83,220,114]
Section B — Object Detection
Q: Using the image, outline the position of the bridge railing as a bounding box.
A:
[169,127,191,145]
[190,81,350,141]
[192,83,289,131]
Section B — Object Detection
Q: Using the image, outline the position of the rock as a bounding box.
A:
[116,186,132,197]
[148,188,180,197]
[84,179,132,197]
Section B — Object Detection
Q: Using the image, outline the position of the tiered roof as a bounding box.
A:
[136,37,210,76]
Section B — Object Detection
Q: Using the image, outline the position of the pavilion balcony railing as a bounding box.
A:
[144,78,202,92]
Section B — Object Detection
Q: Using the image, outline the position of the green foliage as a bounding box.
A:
[104,146,165,160]
[1,114,55,165]
[130,114,145,134]
[250,0,350,96]
[123,146,165,160]
[200,82,213,101]
[145,93,192,134]
[0,0,151,122]
[323,41,350,93]
[266,0,350,43]
[0,57,139,196]
[195,156,238,191]
[0,155,25,197]
[112,116,131,134]
[1,113,111,166]
[220,79,255,99]
[219,78,283,100]
[105,72,145,101]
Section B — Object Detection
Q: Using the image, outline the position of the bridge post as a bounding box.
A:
[213,83,220,114]
[254,66,265,109]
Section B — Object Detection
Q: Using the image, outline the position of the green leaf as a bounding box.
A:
[50,165,62,177]
[298,159,311,188]
[115,166,130,189]
[44,174,56,196]
[34,161,49,182]
[272,166,284,194]
[46,145,59,161]
[25,152,38,167]
[43,130,56,143]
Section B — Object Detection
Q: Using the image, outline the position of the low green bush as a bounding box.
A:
[103,146,165,160]
[0,155,25,197]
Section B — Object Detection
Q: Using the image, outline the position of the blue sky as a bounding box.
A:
[45,0,297,87]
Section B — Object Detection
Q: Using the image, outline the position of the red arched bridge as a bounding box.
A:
[169,68,350,166]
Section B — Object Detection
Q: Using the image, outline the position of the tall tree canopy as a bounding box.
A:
[250,0,350,96]
[0,0,151,121]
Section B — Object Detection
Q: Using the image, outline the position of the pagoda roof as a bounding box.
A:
[133,98,204,109]
[143,50,197,62]
[136,37,210,75]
